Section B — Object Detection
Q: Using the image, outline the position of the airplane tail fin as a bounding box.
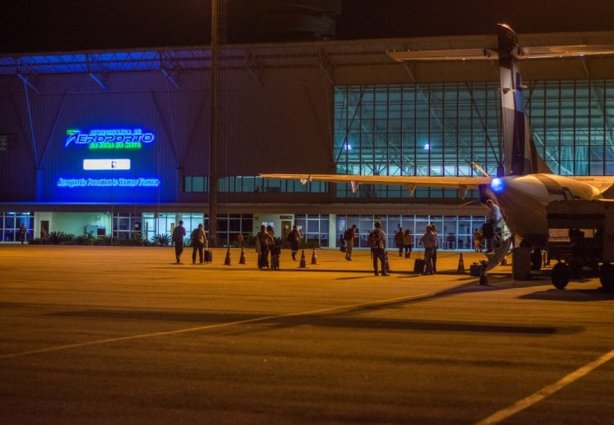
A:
[527,121,553,174]
[498,23,552,176]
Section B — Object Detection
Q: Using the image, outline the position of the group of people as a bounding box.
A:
[368,222,435,276]
[171,220,304,269]
[256,224,302,270]
[255,225,276,269]
[346,222,429,276]
[171,220,208,264]
[419,224,438,275]
[171,199,504,276]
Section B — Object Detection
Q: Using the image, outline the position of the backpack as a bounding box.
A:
[368,230,380,249]
[287,230,299,243]
[343,229,352,241]
[172,226,184,243]
[190,229,199,240]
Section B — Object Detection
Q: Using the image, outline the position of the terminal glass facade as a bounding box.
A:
[335,214,486,251]
[1,212,33,243]
[140,212,252,246]
[333,80,614,198]
[294,214,330,247]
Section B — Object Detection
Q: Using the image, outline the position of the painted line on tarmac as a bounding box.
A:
[0,292,432,360]
[475,347,614,425]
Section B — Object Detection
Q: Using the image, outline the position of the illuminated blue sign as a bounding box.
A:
[47,124,171,203]
[65,128,155,150]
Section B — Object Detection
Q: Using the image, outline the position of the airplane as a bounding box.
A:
[261,24,614,278]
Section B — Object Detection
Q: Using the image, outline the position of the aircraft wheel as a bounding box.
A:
[600,263,614,291]
[531,248,542,271]
[551,263,570,290]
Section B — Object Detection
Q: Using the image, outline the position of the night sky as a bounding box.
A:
[2,0,614,54]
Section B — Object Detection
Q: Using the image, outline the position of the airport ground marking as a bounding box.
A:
[0,292,432,360]
[475,347,614,425]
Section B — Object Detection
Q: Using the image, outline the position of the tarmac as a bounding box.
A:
[0,245,613,425]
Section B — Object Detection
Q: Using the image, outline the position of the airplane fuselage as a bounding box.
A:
[491,173,602,246]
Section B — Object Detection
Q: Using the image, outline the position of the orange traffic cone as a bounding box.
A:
[239,247,246,264]
[311,248,318,265]
[457,253,466,273]
[224,246,231,266]
[299,250,307,268]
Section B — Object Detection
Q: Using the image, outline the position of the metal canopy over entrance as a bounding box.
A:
[2,30,614,84]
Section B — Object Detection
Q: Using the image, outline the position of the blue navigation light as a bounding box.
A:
[490,177,505,193]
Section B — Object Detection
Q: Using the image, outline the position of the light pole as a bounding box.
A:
[208,0,220,246]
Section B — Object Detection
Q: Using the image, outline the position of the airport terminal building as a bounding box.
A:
[1,29,614,248]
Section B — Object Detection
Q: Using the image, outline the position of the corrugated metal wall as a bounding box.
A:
[0,94,37,201]
[0,66,334,203]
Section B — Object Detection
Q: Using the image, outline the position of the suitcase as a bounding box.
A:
[413,258,425,274]
[470,263,482,276]
[204,250,212,264]
[271,253,280,270]
[270,246,281,270]
[384,251,391,272]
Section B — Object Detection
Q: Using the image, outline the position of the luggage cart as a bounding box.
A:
[546,200,614,290]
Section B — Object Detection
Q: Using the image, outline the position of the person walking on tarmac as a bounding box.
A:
[430,223,439,273]
[420,225,437,275]
[368,221,388,276]
[266,225,276,267]
[256,225,274,269]
[343,224,357,261]
[403,228,414,258]
[172,220,187,264]
[395,227,405,257]
[190,223,207,264]
[287,224,301,260]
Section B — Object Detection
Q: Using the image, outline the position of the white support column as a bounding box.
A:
[328,214,336,248]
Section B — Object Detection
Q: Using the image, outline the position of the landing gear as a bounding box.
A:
[600,263,614,291]
[551,262,570,290]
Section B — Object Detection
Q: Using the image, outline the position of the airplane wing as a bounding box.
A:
[573,176,614,196]
[387,45,614,62]
[387,23,614,63]
[260,173,491,198]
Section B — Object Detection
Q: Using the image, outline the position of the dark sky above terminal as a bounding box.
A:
[2,0,614,54]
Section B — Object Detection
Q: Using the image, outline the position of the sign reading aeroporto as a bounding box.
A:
[64,128,156,150]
